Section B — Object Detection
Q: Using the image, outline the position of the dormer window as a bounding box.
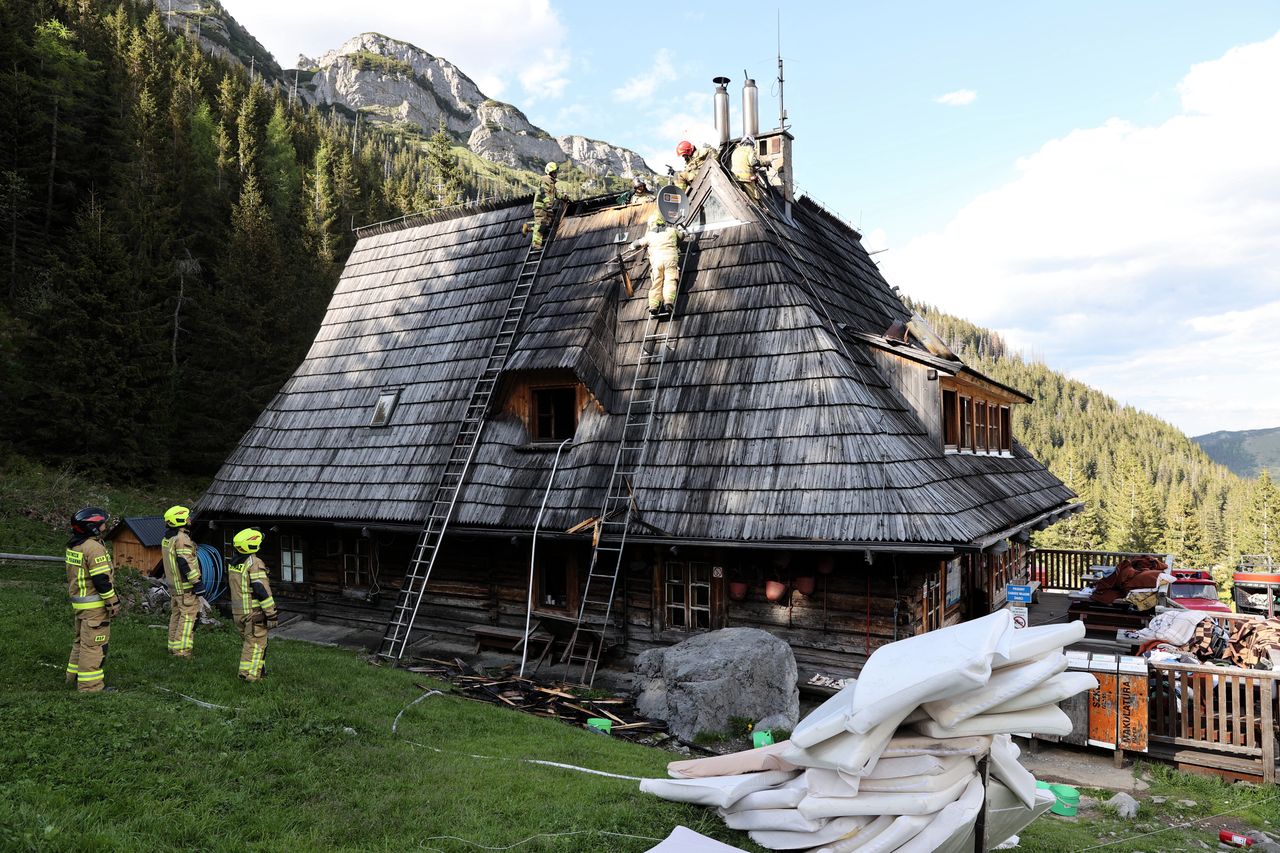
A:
[531,385,578,442]
[942,381,1013,455]
[369,388,401,427]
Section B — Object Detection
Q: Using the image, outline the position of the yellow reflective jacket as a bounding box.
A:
[66,537,116,612]
[228,554,276,618]
[162,529,202,594]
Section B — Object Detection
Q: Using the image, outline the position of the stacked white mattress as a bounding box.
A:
[639,611,1099,851]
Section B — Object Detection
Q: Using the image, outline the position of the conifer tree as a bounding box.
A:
[425,117,464,208]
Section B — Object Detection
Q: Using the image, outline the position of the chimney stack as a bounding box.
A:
[741,72,759,139]
[713,77,730,146]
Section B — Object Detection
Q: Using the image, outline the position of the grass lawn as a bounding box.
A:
[1,455,1276,851]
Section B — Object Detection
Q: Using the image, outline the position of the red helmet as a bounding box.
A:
[676,140,695,158]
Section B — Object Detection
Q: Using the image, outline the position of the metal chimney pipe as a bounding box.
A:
[741,72,759,138]
[713,76,731,146]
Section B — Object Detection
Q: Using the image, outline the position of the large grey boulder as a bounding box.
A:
[634,628,799,742]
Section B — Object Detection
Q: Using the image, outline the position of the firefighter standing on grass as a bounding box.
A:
[228,528,278,682]
[65,507,118,693]
[158,505,205,657]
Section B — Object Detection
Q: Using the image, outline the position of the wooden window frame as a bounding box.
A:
[942,389,959,449]
[529,384,579,443]
[280,534,305,584]
[534,558,577,614]
[941,380,1017,456]
[343,538,370,587]
[664,560,714,631]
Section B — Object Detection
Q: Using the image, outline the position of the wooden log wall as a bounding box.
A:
[268,527,988,677]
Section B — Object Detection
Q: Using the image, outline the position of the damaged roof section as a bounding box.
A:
[199,164,1074,547]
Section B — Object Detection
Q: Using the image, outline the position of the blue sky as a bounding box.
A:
[220,1,1280,436]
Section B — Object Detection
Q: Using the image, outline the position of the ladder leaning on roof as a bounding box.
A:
[377,205,564,663]
[563,240,698,686]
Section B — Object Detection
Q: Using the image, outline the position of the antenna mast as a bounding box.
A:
[776,10,788,130]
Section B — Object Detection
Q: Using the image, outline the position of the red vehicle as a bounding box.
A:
[1167,569,1231,613]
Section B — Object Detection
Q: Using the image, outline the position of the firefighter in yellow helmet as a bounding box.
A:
[158,505,205,657]
[630,212,685,318]
[228,528,278,682]
[529,161,559,248]
[65,507,118,692]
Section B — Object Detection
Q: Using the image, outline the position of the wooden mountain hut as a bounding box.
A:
[196,152,1079,679]
[107,516,166,574]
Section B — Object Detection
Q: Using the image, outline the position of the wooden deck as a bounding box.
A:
[1030,576,1279,783]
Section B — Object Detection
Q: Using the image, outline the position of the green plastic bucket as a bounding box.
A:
[586,718,612,734]
[752,729,775,748]
[1049,783,1080,816]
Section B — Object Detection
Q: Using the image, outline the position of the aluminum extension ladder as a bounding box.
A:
[563,247,695,685]
[377,209,562,662]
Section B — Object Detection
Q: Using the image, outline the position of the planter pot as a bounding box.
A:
[728,581,750,601]
[794,575,816,596]
[764,580,789,602]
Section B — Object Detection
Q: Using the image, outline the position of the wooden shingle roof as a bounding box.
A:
[199,164,1073,546]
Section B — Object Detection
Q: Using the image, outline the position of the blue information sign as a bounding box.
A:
[1006,584,1034,603]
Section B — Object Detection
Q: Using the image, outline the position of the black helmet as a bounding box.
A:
[71,506,108,537]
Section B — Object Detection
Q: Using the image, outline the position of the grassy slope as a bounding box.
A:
[3,456,1277,851]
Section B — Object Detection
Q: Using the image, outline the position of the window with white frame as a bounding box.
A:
[665,561,712,630]
[280,535,304,583]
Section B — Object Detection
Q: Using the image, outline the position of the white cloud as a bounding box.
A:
[613,49,677,103]
[220,0,569,101]
[880,31,1280,435]
[935,89,977,107]
[519,47,571,102]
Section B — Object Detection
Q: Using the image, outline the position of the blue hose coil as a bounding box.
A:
[196,544,226,602]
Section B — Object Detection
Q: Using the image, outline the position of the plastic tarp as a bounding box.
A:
[912,704,1073,739]
[638,769,798,808]
[921,652,1068,728]
[846,610,1015,734]
[644,826,749,852]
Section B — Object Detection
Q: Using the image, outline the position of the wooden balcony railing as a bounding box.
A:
[1147,659,1278,784]
[1028,548,1161,592]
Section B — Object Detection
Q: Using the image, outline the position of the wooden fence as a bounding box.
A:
[1029,548,1157,592]
[1147,659,1278,783]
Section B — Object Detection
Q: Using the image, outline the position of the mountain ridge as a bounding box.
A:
[1193,426,1280,479]
[152,3,653,179]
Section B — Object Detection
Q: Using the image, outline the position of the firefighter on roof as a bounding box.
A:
[228,528,278,682]
[631,212,685,318]
[157,505,205,657]
[731,136,763,200]
[529,161,559,248]
[65,506,118,692]
[674,140,715,192]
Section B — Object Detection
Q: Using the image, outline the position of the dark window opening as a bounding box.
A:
[942,389,959,447]
[532,386,578,442]
[960,397,973,450]
[975,401,988,451]
[538,562,569,610]
[1000,407,1012,452]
